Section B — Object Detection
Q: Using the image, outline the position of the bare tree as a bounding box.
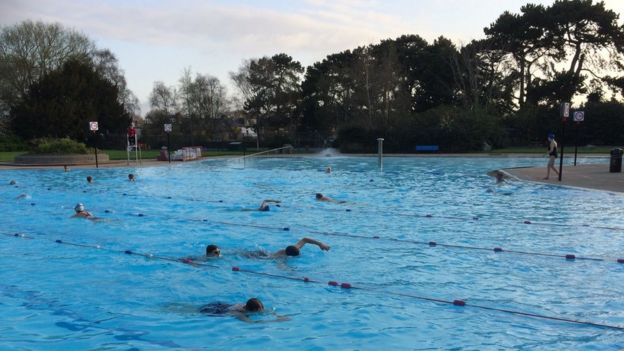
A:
[0,21,94,119]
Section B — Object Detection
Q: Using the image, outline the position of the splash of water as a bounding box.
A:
[317,148,340,157]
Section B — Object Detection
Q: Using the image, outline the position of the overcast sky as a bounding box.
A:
[1,0,623,114]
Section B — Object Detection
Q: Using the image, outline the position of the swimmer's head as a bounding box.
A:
[128,174,135,181]
[86,176,93,183]
[315,193,323,200]
[285,245,300,256]
[206,244,221,257]
[245,298,264,312]
[74,203,85,212]
[9,180,16,185]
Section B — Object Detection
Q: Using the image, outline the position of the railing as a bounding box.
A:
[232,145,295,168]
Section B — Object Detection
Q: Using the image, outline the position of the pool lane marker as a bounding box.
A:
[106,189,624,233]
[4,232,624,332]
[190,218,622,265]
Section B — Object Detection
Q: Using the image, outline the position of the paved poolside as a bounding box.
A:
[503,163,624,193]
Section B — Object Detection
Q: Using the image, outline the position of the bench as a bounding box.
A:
[415,145,439,152]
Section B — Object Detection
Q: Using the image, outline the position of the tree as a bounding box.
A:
[235,53,303,146]
[542,0,624,103]
[149,81,177,114]
[10,58,131,142]
[0,21,94,120]
[92,49,140,116]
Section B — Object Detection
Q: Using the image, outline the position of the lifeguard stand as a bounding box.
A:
[126,124,142,165]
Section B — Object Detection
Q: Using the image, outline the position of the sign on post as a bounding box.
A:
[164,123,172,133]
[89,121,99,168]
[573,111,584,122]
[560,102,570,122]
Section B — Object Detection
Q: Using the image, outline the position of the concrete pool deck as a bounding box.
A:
[502,163,624,193]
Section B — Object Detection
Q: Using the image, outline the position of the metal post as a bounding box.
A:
[558,102,569,182]
[558,124,565,181]
[93,132,99,169]
[167,132,171,164]
[573,122,578,166]
[377,138,384,171]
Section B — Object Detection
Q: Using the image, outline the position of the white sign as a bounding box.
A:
[561,102,570,118]
[164,123,172,132]
[89,121,99,131]
[573,111,584,122]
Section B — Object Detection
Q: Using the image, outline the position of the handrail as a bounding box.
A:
[235,145,294,160]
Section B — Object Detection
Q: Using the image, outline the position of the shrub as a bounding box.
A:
[29,137,89,154]
[0,135,27,151]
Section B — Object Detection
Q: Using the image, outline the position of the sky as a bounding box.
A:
[1,0,623,115]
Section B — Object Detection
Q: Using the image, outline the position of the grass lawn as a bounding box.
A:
[0,151,26,162]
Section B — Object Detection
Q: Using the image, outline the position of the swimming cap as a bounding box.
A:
[548,133,555,139]
[75,203,85,212]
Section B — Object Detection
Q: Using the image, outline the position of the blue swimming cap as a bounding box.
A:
[75,203,85,212]
[548,133,555,139]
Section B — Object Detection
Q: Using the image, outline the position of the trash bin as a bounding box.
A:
[609,148,622,172]
[158,146,169,161]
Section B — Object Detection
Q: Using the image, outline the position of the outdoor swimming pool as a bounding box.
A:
[1,155,623,350]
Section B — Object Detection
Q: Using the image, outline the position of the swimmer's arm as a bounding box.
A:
[295,238,330,251]
[271,312,291,322]
[232,311,290,323]
[263,199,281,203]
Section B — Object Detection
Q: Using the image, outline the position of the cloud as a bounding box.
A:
[0,0,423,58]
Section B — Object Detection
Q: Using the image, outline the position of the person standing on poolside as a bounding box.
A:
[544,133,559,180]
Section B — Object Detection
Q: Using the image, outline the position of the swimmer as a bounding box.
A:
[199,298,289,323]
[9,180,16,185]
[178,244,221,265]
[315,193,346,204]
[205,244,221,257]
[86,176,93,183]
[325,166,332,174]
[273,237,330,257]
[15,193,30,200]
[63,165,69,172]
[72,203,94,219]
[128,173,135,182]
[495,171,506,184]
[241,237,330,259]
[258,199,280,211]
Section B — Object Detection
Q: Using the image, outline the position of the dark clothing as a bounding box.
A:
[548,144,558,158]
[200,302,231,315]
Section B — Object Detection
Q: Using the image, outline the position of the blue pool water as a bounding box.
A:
[1,156,623,350]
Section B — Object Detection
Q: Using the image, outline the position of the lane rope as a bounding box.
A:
[3,231,624,332]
